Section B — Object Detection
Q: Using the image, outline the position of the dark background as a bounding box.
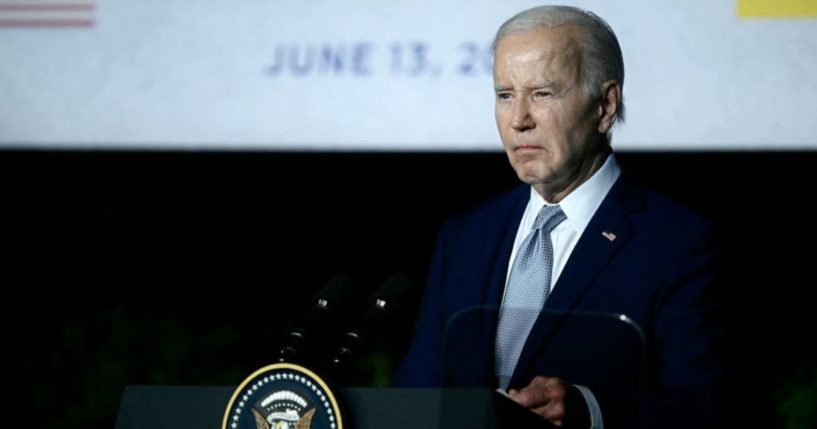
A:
[3,150,816,428]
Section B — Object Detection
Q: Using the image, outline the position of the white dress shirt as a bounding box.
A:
[500,154,621,429]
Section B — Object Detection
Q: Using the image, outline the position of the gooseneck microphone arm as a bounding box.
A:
[330,273,419,370]
[277,274,364,364]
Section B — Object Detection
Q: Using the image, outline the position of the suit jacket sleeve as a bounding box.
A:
[392,219,452,387]
[634,225,733,428]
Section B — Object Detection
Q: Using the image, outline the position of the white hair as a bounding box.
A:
[493,5,626,123]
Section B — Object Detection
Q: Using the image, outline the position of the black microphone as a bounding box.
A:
[330,273,418,369]
[277,274,364,364]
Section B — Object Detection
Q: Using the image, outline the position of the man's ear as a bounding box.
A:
[597,80,621,134]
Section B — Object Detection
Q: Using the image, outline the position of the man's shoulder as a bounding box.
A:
[641,188,715,230]
[617,178,719,247]
[444,184,529,230]
[611,174,710,223]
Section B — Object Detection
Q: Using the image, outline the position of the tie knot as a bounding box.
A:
[533,205,566,233]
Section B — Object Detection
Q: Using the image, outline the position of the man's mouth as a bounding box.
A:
[514,144,544,151]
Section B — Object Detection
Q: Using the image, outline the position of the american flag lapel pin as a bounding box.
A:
[601,230,617,242]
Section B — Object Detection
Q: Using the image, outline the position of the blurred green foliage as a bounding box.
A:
[775,357,817,429]
[26,305,250,428]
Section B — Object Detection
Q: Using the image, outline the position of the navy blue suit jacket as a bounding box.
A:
[394,175,730,428]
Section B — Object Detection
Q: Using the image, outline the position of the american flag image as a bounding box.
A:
[0,0,95,28]
[602,230,617,242]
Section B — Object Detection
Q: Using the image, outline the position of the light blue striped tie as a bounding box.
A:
[495,205,566,388]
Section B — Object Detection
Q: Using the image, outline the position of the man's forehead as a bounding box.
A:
[494,27,581,70]
[495,25,583,57]
[493,27,582,88]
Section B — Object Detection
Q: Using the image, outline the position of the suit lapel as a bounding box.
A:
[510,178,644,386]
[483,185,530,308]
[462,185,528,387]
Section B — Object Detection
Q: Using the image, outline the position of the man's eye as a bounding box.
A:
[533,91,552,98]
[496,93,513,100]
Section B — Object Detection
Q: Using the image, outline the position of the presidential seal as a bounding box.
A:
[222,363,343,429]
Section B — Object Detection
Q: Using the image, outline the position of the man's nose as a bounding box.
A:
[511,98,534,131]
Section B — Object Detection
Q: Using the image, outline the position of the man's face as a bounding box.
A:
[493,25,607,201]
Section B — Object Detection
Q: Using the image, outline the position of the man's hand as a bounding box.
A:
[507,376,568,426]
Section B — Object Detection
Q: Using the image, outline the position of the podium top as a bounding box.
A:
[115,385,553,429]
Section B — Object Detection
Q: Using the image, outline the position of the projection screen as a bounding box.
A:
[1,0,816,150]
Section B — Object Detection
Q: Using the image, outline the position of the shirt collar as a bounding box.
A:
[528,154,621,233]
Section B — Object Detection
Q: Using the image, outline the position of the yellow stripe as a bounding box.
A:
[738,0,817,17]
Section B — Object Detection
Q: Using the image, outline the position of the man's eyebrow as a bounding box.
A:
[528,81,556,90]
[494,81,557,92]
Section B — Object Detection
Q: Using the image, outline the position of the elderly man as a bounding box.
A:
[394,5,730,429]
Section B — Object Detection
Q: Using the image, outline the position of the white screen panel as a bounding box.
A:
[1,0,815,150]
